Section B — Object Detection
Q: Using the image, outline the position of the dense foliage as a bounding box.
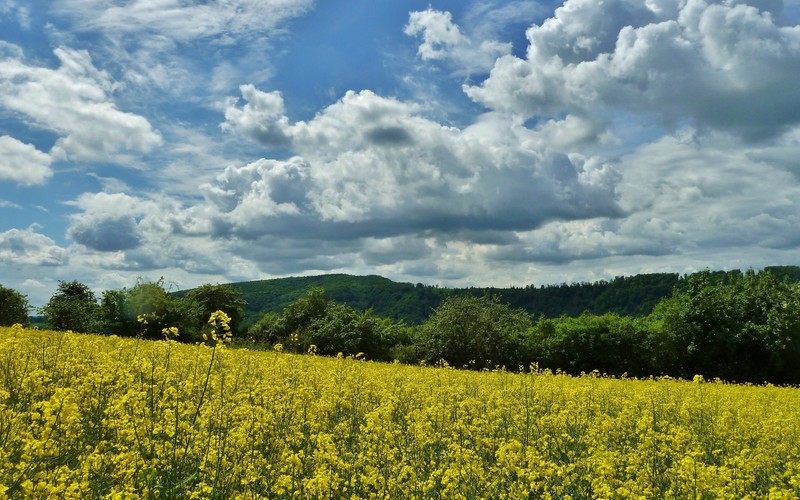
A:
[247,287,400,360]
[652,269,800,384]
[0,284,29,327]
[237,269,800,383]
[41,281,101,333]
[224,271,692,326]
[2,326,800,497]
[21,265,800,383]
[40,279,245,343]
[417,295,531,370]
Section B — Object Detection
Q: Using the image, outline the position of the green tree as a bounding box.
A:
[184,284,246,334]
[0,284,30,327]
[41,281,101,333]
[652,269,800,383]
[99,289,129,335]
[247,287,331,350]
[124,278,193,339]
[418,295,531,369]
[526,313,652,377]
[311,303,398,360]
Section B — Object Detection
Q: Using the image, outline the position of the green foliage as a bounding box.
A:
[247,287,331,350]
[20,265,800,383]
[527,314,654,377]
[41,280,101,333]
[311,303,398,360]
[98,278,195,340]
[419,295,532,370]
[0,284,29,327]
[227,271,687,327]
[124,278,195,340]
[183,283,246,334]
[247,312,283,344]
[247,288,401,360]
[232,274,448,325]
[652,269,800,383]
[99,289,127,334]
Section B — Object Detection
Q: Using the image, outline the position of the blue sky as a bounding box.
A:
[2,0,800,306]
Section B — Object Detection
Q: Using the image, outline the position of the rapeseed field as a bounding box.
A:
[1,324,799,499]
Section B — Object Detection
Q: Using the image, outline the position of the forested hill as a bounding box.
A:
[228,266,800,325]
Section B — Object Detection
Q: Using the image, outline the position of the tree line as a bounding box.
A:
[0,279,246,343]
[2,268,800,383]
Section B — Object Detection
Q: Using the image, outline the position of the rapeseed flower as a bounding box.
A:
[1,325,799,498]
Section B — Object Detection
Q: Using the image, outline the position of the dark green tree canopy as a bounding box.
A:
[652,269,800,383]
[41,280,101,333]
[419,295,532,370]
[247,287,400,360]
[0,284,30,327]
[183,283,246,333]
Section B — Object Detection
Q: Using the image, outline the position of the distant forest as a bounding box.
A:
[225,265,800,328]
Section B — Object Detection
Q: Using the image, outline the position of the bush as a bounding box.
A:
[183,284,246,334]
[527,314,652,377]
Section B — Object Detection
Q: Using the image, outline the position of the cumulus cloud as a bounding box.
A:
[221,85,292,148]
[465,0,800,140]
[615,130,800,249]
[66,192,146,252]
[404,8,513,75]
[491,215,685,264]
[496,126,800,266]
[0,136,52,185]
[0,227,68,266]
[218,88,622,241]
[0,47,163,162]
[64,190,232,278]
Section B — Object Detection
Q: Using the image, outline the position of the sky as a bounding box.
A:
[2,0,800,307]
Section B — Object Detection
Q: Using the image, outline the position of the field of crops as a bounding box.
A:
[1,325,800,499]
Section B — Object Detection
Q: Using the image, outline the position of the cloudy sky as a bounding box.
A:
[2,0,800,306]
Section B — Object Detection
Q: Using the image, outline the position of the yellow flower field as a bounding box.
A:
[1,325,799,499]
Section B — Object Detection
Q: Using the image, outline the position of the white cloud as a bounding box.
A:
[53,0,314,94]
[65,191,225,278]
[221,85,292,148]
[0,136,52,185]
[57,0,314,43]
[0,199,21,209]
[66,192,146,251]
[405,8,513,75]
[0,0,30,29]
[17,0,800,291]
[218,87,622,239]
[0,227,68,266]
[0,47,163,162]
[465,0,800,139]
[0,40,24,59]
[495,126,800,266]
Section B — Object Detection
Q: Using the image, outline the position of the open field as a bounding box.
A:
[1,326,799,498]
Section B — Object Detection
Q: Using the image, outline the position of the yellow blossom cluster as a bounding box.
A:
[1,325,800,498]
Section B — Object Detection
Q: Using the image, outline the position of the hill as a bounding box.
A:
[228,272,682,326]
[221,265,800,327]
[228,274,447,326]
